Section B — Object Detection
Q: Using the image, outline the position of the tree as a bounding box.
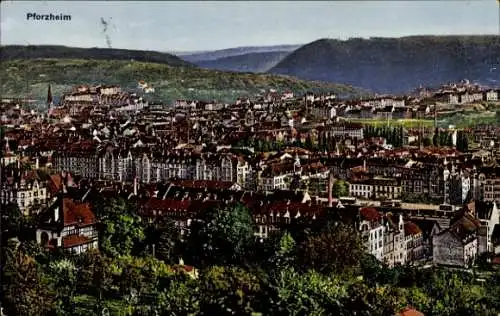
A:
[186,203,255,267]
[423,137,433,147]
[199,266,263,315]
[156,277,200,315]
[344,282,407,315]
[49,258,78,315]
[456,131,469,152]
[304,135,314,150]
[2,246,54,315]
[297,223,364,275]
[268,231,297,272]
[100,199,146,257]
[332,180,349,198]
[432,129,439,147]
[421,270,494,316]
[155,218,182,264]
[268,267,348,316]
[1,203,23,237]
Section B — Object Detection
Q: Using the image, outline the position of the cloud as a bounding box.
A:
[128,21,151,29]
[0,16,16,32]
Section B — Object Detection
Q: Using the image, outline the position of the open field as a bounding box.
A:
[439,111,498,128]
[343,118,435,128]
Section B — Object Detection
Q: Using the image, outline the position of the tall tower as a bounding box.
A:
[434,104,438,129]
[47,84,53,108]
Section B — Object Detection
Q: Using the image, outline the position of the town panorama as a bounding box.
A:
[1,1,500,315]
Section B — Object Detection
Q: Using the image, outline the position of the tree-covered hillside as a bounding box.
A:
[1,45,193,68]
[269,36,500,93]
[195,51,290,73]
[0,58,368,105]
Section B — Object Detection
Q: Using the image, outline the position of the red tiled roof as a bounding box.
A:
[48,174,63,195]
[491,256,500,265]
[360,207,382,222]
[404,222,422,236]
[147,198,191,211]
[62,234,90,248]
[63,198,96,227]
[397,307,424,316]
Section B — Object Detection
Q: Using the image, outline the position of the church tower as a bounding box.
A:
[47,84,53,108]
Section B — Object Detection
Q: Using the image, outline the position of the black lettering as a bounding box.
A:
[26,13,72,21]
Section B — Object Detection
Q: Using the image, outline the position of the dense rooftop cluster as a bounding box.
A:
[1,82,500,315]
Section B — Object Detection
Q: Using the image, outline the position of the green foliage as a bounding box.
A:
[271,232,297,269]
[156,277,200,315]
[2,246,54,315]
[332,179,349,198]
[199,266,263,315]
[363,125,405,147]
[187,203,255,267]
[297,224,364,275]
[48,258,78,315]
[419,271,495,315]
[99,198,146,257]
[400,192,443,204]
[269,267,347,316]
[0,59,364,105]
[1,45,192,67]
[155,217,182,264]
[1,203,24,237]
[2,191,499,315]
[270,35,500,93]
[456,130,470,152]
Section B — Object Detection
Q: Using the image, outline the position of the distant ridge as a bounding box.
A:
[195,51,291,73]
[177,44,302,62]
[269,35,500,94]
[1,45,193,68]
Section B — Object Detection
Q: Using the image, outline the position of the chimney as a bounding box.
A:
[35,157,39,169]
[134,177,138,196]
[328,170,334,207]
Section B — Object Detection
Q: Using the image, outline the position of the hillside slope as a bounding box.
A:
[1,45,193,68]
[195,51,290,73]
[269,36,500,94]
[0,59,368,105]
[178,44,301,62]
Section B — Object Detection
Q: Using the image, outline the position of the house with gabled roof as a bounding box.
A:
[432,211,480,267]
[471,201,500,254]
[1,167,50,215]
[359,207,385,261]
[36,194,99,254]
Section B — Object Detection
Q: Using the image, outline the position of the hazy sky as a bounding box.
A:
[1,1,498,52]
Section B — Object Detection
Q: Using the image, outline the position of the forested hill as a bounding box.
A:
[0,45,193,68]
[177,44,301,62]
[195,51,290,73]
[269,36,500,94]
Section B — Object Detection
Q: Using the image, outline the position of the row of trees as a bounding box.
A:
[364,125,405,148]
[2,197,499,315]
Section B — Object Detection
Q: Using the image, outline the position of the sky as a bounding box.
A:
[1,1,499,52]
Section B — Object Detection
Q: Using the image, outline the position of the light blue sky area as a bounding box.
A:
[1,1,498,52]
